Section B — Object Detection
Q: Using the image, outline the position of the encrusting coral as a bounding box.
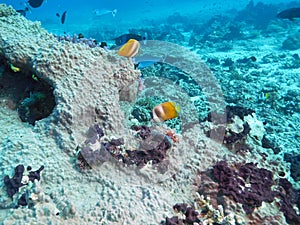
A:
[163,160,300,225]
[0,4,140,152]
[209,161,300,224]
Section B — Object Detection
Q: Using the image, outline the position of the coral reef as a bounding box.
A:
[4,164,26,198]
[202,49,299,159]
[212,161,275,214]
[222,106,253,145]
[276,178,300,224]
[1,2,299,225]
[204,105,264,153]
[261,135,281,154]
[53,33,107,49]
[234,0,278,29]
[282,35,300,50]
[130,96,165,125]
[0,4,140,152]
[120,125,173,166]
[166,203,200,224]
[284,153,300,182]
[198,161,300,224]
[76,124,173,169]
[162,193,237,225]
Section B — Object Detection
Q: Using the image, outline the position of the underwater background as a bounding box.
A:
[3,0,293,35]
[0,0,300,224]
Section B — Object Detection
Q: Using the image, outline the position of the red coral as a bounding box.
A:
[165,130,179,143]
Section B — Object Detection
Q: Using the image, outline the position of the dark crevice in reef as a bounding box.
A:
[0,58,55,125]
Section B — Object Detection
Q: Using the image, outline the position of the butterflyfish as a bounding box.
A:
[152,101,180,122]
[117,39,140,58]
[10,64,20,72]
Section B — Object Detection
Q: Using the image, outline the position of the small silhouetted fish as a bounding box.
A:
[56,13,60,17]
[16,7,29,16]
[28,0,44,8]
[94,9,117,17]
[100,41,107,48]
[61,11,67,24]
[114,34,145,46]
[277,7,300,20]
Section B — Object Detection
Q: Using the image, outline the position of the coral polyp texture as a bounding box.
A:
[0,4,140,152]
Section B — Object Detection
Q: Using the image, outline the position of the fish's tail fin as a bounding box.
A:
[111,9,117,17]
[173,103,181,113]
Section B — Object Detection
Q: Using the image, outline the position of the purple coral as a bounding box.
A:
[4,165,44,207]
[4,165,25,197]
[53,33,104,48]
[276,178,300,224]
[78,125,172,169]
[213,161,275,214]
[162,203,200,225]
[120,129,172,167]
[211,161,300,223]
[164,216,184,225]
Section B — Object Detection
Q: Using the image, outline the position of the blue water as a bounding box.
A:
[2,0,289,36]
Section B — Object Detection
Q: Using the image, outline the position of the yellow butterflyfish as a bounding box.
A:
[152,101,180,122]
[117,39,140,58]
[10,64,20,72]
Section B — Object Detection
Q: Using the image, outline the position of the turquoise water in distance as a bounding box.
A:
[1,0,293,35]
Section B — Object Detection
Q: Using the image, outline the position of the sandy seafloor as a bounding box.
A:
[0,1,300,225]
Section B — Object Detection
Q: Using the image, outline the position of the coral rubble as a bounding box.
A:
[76,124,173,170]
[4,164,44,207]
